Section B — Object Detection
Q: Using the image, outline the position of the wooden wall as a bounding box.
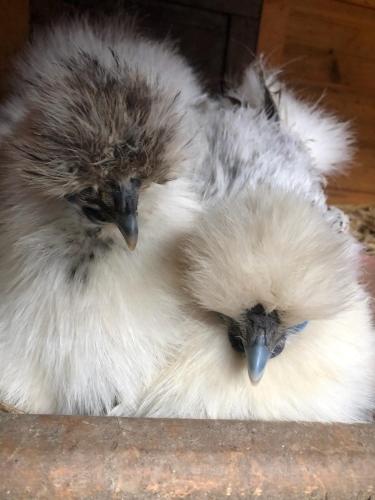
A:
[258,0,375,204]
[29,0,262,92]
[0,0,29,97]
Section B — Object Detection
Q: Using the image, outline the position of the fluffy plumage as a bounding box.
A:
[0,19,204,414]
[193,64,352,213]
[231,62,353,176]
[133,64,375,422]
[136,190,375,421]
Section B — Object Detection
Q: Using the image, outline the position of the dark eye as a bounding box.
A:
[227,318,245,353]
[99,189,113,207]
[113,144,123,160]
[271,336,286,358]
[130,177,142,188]
[65,188,96,205]
[226,95,242,107]
[79,187,96,200]
[82,206,107,224]
[155,178,173,185]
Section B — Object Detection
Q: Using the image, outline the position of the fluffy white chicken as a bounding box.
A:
[0,19,204,415]
[135,64,375,422]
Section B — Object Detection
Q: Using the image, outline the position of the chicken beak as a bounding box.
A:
[115,180,140,251]
[116,213,138,251]
[245,335,271,385]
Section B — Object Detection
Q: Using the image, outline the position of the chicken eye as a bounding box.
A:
[227,318,244,353]
[99,189,113,207]
[77,187,98,203]
[65,187,97,205]
[154,176,175,185]
[80,186,95,196]
[130,177,142,189]
[271,336,286,358]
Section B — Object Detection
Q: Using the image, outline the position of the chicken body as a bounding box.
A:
[133,66,375,422]
[0,20,204,415]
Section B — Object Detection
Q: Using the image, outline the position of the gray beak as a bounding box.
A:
[114,179,140,251]
[116,213,138,251]
[245,335,271,385]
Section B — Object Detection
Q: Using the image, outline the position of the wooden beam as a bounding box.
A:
[1,414,375,498]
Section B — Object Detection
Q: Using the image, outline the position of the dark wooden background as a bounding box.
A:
[30,0,263,92]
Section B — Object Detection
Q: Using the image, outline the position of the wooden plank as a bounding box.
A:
[363,255,375,298]
[326,157,375,197]
[328,162,375,194]
[287,83,375,200]
[30,0,75,27]
[283,82,375,148]
[287,5,375,61]
[256,0,291,65]
[1,414,375,499]
[282,0,375,100]
[290,0,375,27]
[161,0,263,18]
[258,0,375,204]
[284,43,375,97]
[328,189,375,204]
[33,1,240,90]
[30,0,261,19]
[335,0,375,10]
[0,0,29,97]
[225,14,259,81]
[126,1,228,91]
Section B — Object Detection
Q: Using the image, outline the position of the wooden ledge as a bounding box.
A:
[1,414,375,499]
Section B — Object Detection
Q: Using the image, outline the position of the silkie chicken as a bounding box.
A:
[0,18,205,415]
[132,63,375,422]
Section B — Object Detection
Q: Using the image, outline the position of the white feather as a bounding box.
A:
[0,20,204,414]
[232,61,354,175]
[135,189,375,422]
[131,63,374,423]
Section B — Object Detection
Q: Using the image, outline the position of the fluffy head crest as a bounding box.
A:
[0,19,202,198]
[182,187,361,325]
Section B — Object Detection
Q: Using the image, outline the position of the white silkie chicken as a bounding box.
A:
[134,64,375,422]
[0,19,205,415]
